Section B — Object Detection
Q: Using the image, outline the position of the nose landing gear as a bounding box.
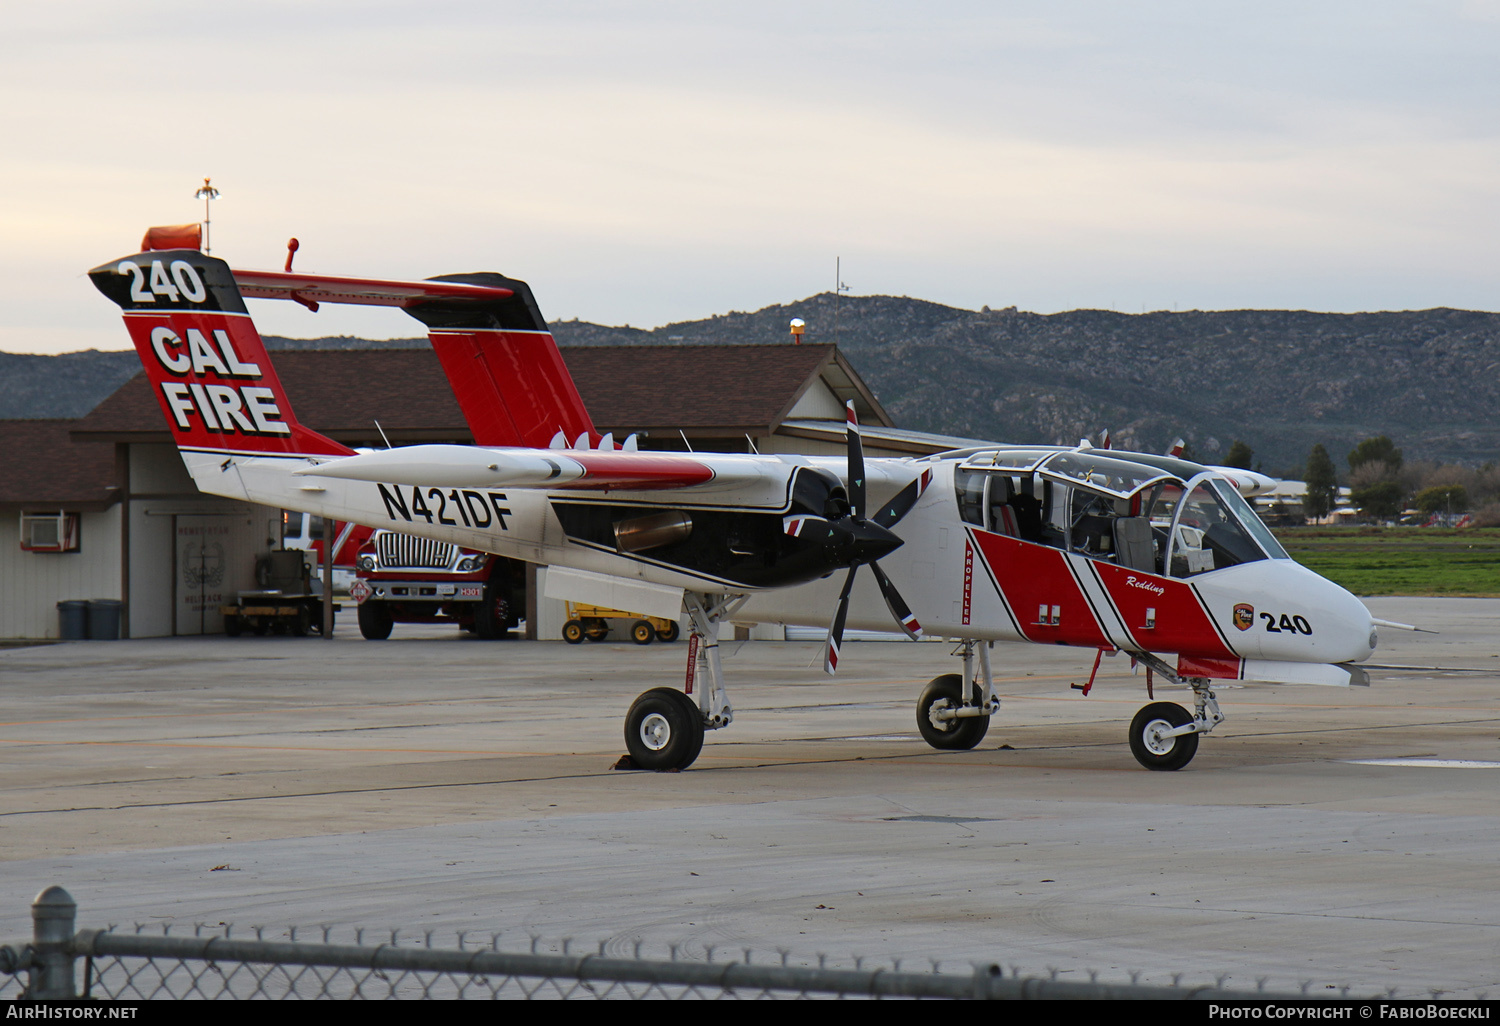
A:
[1127,658,1224,770]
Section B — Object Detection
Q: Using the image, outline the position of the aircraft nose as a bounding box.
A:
[1312,569,1376,663]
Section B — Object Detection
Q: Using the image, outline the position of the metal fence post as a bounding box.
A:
[30,886,76,999]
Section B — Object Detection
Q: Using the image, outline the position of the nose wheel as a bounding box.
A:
[1128,702,1199,770]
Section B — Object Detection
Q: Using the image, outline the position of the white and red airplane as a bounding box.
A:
[88,234,1383,772]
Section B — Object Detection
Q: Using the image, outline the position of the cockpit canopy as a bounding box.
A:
[954,448,1288,578]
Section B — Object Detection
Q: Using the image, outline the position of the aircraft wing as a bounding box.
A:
[292,443,779,491]
[231,269,513,308]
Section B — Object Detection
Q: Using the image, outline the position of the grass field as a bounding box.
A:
[1272,526,1500,596]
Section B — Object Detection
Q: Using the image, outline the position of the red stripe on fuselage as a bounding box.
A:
[1178,655,1244,680]
[969,530,1109,647]
[1088,561,1238,659]
[561,451,715,489]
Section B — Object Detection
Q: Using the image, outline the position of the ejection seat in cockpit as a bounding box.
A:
[1112,516,1157,573]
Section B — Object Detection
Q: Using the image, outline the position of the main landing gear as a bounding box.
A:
[621,591,742,771]
[916,640,1001,750]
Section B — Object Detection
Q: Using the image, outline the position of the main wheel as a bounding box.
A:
[656,621,680,643]
[358,601,393,641]
[631,620,655,645]
[562,619,585,644]
[624,687,705,770]
[1129,702,1199,771]
[916,673,990,750]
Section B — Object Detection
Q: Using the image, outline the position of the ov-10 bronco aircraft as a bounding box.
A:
[89,233,1385,773]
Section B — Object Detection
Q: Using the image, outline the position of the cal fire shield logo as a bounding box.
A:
[1232,602,1254,631]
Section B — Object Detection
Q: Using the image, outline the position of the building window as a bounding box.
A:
[19,512,80,553]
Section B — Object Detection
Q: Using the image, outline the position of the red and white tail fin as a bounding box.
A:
[402,273,598,449]
[87,248,352,459]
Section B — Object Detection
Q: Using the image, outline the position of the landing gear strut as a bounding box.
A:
[916,640,1000,751]
[620,591,744,771]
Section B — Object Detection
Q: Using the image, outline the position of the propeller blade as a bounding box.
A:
[869,561,922,640]
[823,565,860,675]
[844,401,865,519]
[871,468,934,529]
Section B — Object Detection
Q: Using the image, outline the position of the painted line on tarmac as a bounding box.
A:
[1346,758,1500,768]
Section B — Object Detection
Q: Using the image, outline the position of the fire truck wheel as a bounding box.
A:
[562,619,586,644]
[475,589,510,640]
[916,674,991,751]
[358,601,394,641]
[624,688,704,770]
[631,620,655,645]
[655,622,680,643]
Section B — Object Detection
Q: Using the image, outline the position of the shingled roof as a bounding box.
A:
[564,344,888,433]
[72,343,891,444]
[0,419,119,511]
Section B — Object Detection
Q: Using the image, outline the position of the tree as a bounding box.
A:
[1414,485,1468,515]
[1223,440,1254,470]
[1348,436,1403,475]
[1351,480,1404,518]
[1304,444,1338,520]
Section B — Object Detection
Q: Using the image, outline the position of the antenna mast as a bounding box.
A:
[832,257,851,344]
[193,177,220,254]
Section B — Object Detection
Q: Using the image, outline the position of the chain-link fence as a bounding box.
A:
[1,885,1333,1001]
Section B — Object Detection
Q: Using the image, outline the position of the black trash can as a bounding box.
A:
[86,599,122,640]
[57,600,88,641]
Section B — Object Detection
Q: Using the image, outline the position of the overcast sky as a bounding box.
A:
[4,1,1499,354]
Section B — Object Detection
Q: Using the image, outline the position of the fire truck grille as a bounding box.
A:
[377,534,459,570]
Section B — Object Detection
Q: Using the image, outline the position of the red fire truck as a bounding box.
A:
[350,529,523,640]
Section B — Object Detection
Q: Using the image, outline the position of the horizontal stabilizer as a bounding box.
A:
[232,269,513,309]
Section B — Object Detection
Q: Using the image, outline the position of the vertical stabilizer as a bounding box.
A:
[402,272,598,448]
[88,249,353,459]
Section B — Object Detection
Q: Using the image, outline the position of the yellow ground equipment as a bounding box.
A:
[562,602,680,645]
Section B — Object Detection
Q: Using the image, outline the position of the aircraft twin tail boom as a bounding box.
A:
[89,236,1383,773]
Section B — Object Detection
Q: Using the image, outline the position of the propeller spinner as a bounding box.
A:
[822,403,930,674]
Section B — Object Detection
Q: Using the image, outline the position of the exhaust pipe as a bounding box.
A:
[613,511,693,553]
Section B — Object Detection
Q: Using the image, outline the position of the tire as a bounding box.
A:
[631,620,655,645]
[358,601,393,641]
[656,622,680,643]
[585,618,609,642]
[291,605,311,637]
[1129,702,1199,770]
[475,585,510,640]
[624,688,705,770]
[916,673,991,750]
[224,615,243,638]
[562,619,586,644]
